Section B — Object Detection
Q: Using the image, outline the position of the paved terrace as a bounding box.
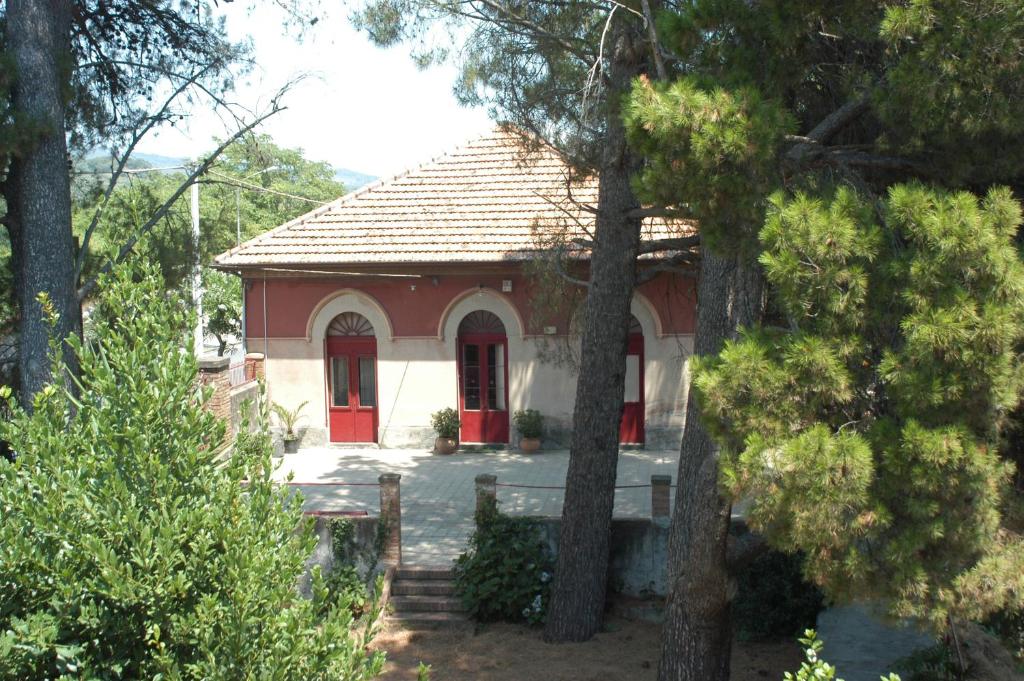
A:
[273,447,679,565]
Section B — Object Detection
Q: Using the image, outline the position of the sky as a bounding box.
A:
[134,2,495,179]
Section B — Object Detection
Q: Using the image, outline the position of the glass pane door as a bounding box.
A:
[358,356,376,407]
[487,343,506,410]
[330,356,349,407]
[462,343,481,410]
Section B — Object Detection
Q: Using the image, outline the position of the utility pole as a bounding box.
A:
[191,177,204,357]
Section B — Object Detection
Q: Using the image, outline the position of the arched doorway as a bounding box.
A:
[325,312,378,443]
[620,314,645,444]
[457,310,509,444]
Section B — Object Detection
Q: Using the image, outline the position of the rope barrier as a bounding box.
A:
[494,483,658,490]
[282,482,381,487]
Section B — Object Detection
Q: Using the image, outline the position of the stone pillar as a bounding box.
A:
[198,355,231,449]
[475,473,497,522]
[378,473,402,565]
[245,352,266,381]
[651,474,671,523]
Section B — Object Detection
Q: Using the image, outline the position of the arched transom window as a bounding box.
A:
[327,312,375,337]
[458,310,506,336]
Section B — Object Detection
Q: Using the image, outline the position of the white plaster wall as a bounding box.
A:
[252,290,693,449]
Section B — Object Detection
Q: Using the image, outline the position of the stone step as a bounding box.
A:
[388,611,471,627]
[396,566,454,581]
[392,579,455,596]
[390,595,466,613]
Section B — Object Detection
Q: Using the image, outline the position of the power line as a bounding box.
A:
[205,169,329,205]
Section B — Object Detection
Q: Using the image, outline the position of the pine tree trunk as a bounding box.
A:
[4,0,80,405]
[543,22,645,644]
[657,249,764,681]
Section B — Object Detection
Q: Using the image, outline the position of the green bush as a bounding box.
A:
[453,504,553,624]
[733,549,825,641]
[894,643,958,681]
[785,629,900,681]
[512,409,543,438]
[985,606,1024,662]
[0,266,384,680]
[430,407,460,439]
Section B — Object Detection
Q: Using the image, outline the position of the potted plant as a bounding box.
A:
[271,400,308,454]
[431,407,460,455]
[513,409,543,454]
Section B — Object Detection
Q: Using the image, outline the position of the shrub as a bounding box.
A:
[512,409,543,439]
[430,407,460,439]
[733,549,825,641]
[0,266,384,680]
[453,504,554,624]
[785,630,901,681]
[894,643,958,681]
[985,606,1024,662]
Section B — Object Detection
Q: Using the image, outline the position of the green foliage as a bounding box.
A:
[202,268,240,356]
[417,662,432,681]
[985,606,1024,662]
[70,135,344,306]
[734,550,825,642]
[322,516,385,619]
[0,265,384,679]
[624,76,794,252]
[513,409,543,439]
[453,505,554,625]
[323,565,370,619]
[893,643,958,681]
[784,630,901,681]
[430,407,460,439]
[696,184,1024,629]
[876,0,1024,184]
[272,399,309,439]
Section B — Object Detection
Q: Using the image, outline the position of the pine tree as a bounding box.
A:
[353,0,663,641]
[623,1,1024,679]
[698,183,1024,627]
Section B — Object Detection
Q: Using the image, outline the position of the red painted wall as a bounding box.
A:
[244,266,695,339]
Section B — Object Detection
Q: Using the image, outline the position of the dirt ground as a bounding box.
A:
[370,616,803,681]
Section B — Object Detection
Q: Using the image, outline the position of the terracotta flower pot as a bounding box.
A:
[434,437,458,455]
[519,437,541,454]
[283,437,300,454]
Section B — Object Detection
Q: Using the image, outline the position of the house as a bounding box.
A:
[213,128,697,449]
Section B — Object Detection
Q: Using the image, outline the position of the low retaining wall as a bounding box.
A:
[230,381,260,437]
[533,518,670,598]
[299,514,383,598]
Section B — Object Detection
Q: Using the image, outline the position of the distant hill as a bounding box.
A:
[130,152,190,170]
[333,168,376,191]
[75,151,376,193]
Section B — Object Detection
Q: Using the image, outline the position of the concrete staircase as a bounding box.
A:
[388,566,468,625]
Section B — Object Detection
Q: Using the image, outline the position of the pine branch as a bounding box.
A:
[626,205,696,220]
[76,102,286,302]
[785,96,870,165]
[75,65,214,282]
[635,251,699,284]
[638,234,700,254]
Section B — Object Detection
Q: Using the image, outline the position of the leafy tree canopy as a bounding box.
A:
[0,264,383,678]
[621,0,1024,639]
[697,184,1024,628]
[68,134,344,352]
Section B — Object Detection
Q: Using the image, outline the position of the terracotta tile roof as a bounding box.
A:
[214,127,693,268]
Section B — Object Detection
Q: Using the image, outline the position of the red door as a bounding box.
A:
[458,335,509,444]
[620,331,645,444]
[326,337,378,443]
